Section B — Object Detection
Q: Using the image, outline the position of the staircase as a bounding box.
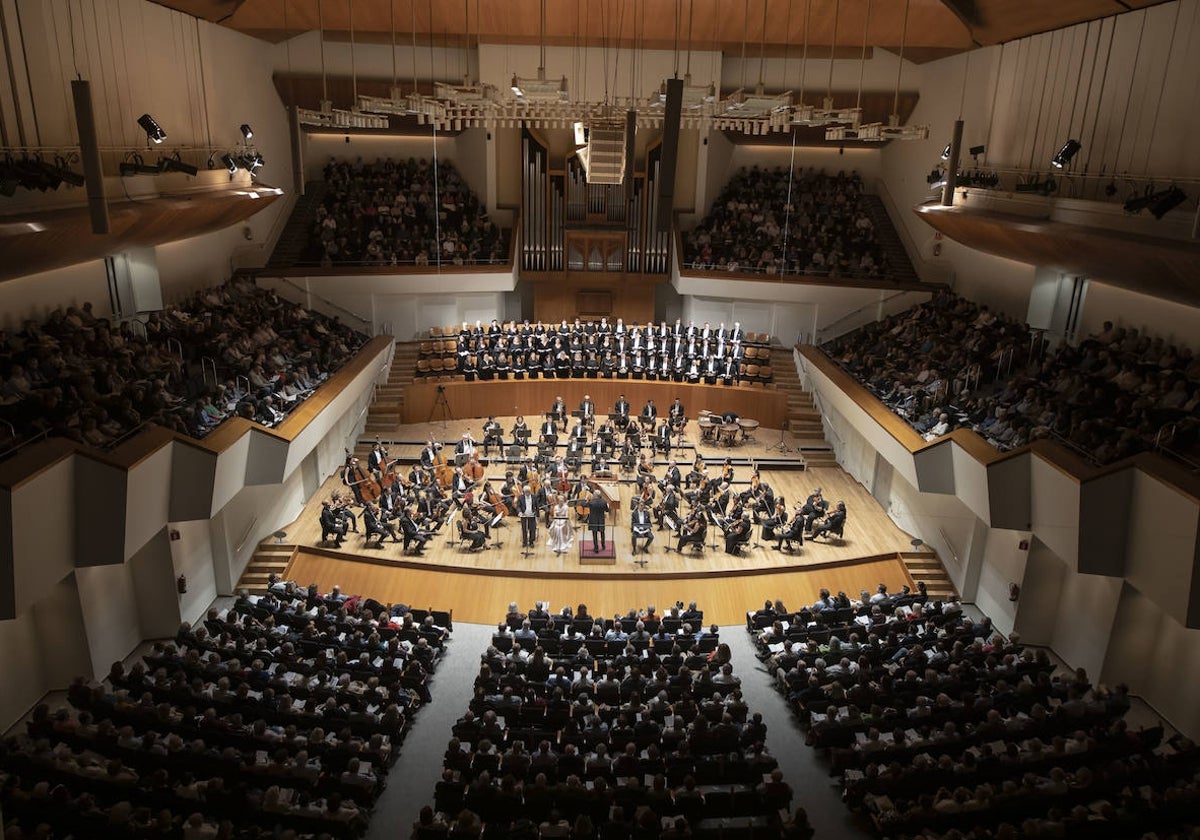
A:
[266,181,327,270]
[235,542,295,594]
[862,194,921,285]
[363,342,419,436]
[900,551,958,600]
[770,348,838,468]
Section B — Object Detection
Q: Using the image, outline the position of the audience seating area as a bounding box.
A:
[822,289,1200,465]
[0,581,452,840]
[745,588,1200,839]
[416,320,776,385]
[683,168,888,281]
[304,157,508,267]
[420,601,813,840]
[0,277,368,455]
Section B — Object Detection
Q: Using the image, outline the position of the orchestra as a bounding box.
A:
[316,382,849,562]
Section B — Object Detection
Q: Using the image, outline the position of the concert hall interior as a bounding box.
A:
[1,1,1199,838]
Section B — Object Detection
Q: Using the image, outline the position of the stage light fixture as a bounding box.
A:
[137,113,166,144]
[1051,138,1081,169]
[160,152,198,176]
[220,153,238,175]
[969,144,985,157]
[1123,190,1156,214]
[53,155,86,187]
[239,124,254,140]
[1148,186,1187,220]
[119,153,163,176]
[941,143,951,160]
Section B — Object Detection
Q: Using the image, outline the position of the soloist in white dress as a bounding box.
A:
[547,502,574,553]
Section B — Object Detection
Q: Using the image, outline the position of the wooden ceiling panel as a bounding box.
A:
[155,0,1175,59]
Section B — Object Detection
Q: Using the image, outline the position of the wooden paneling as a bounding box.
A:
[914,203,1200,310]
[524,271,663,325]
[163,0,1167,60]
[402,379,789,428]
[0,186,282,287]
[285,549,913,626]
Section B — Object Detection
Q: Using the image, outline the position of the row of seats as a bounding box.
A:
[743,590,1199,839]
[416,602,812,840]
[0,582,453,840]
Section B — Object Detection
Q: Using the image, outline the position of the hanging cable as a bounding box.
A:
[674,0,681,78]
[891,0,908,119]
[1110,9,1148,174]
[685,0,694,80]
[781,0,792,92]
[463,0,469,82]
[781,129,797,272]
[349,0,357,106]
[827,0,840,104]
[799,0,811,105]
[428,0,436,85]
[317,0,327,103]
[411,0,419,94]
[856,0,871,114]
[1141,0,1185,175]
[1084,19,1115,174]
[756,0,768,92]
[957,48,969,120]
[739,1,749,90]
[1065,21,1090,148]
[1025,33,1052,169]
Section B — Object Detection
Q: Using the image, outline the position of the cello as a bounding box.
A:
[346,458,382,504]
[464,454,486,484]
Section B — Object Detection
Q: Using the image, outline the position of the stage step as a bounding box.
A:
[235,543,295,594]
[900,551,958,598]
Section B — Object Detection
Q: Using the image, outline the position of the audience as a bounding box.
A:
[0,580,451,839]
[822,289,1199,464]
[746,585,1198,840]
[305,156,508,267]
[0,277,368,454]
[684,166,890,280]
[423,601,805,839]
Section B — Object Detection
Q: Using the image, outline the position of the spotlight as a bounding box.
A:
[941,143,951,160]
[1123,189,1156,214]
[220,153,238,175]
[969,144,985,158]
[239,123,254,140]
[1051,138,1081,169]
[119,153,164,176]
[160,152,198,176]
[1148,186,1187,220]
[137,113,166,144]
[510,74,521,96]
[53,155,86,188]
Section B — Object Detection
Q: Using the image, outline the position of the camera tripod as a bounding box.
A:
[429,385,453,429]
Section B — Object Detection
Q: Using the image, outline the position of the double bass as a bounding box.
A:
[345,457,382,504]
[432,444,454,489]
[464,455,486,484]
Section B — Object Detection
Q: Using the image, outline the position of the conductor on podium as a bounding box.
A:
[588,492,610,552]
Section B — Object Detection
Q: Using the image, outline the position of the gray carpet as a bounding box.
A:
[367,622,875,840]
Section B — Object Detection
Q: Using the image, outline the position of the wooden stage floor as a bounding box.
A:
[271,418,923,625]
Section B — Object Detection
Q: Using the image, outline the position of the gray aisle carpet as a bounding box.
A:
[367,623,875,840]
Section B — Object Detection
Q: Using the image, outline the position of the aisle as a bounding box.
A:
[366,623,493,840]
[366,623,877,840]
[724,629,876,839]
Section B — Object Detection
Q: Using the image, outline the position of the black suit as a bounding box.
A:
[631,507,653,553]
[517,492,539,547]
[587,494,609,551]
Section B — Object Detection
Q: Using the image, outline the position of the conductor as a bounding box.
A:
[587,492,610,552]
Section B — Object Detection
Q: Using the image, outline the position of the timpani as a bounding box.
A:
[738,418,760,443]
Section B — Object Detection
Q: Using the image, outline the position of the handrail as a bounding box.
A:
[127,318,147,339]
[200,357,219,388]
[378,321,393,337]
[937,527,961,567]
[0,427,49,462]
[873,178,956,286]
[270,276,372,328]
[235,375,251,397]
[166,337,183,361]
[234,516,259,553]
[815,290,918,342]
[107,421,153,451]
[228,188,301,271]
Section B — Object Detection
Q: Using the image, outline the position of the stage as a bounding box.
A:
[262,416,930,625]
